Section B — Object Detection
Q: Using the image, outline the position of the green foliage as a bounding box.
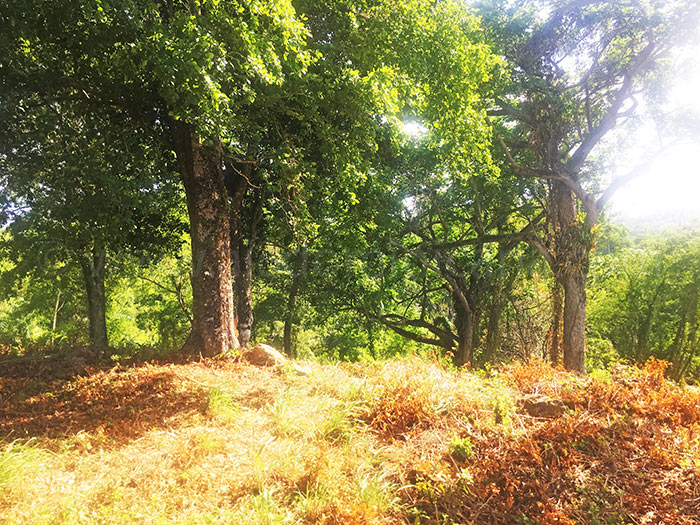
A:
[588,230,700,380]
[585,337,623,373]
[0,233,193,353]
[0,0,698,371]
[449,436,474,462]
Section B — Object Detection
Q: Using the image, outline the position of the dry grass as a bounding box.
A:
[1,355,699,524]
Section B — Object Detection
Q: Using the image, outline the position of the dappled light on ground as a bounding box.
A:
[1,364,204,442]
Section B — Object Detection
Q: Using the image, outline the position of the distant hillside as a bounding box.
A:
[612,211,700,235]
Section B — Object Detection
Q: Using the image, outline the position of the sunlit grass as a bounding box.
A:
[0,440,45,494]
[1,355,699,523]
[206,385,239,424]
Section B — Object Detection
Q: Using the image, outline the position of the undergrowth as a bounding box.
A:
[1,355,698,524]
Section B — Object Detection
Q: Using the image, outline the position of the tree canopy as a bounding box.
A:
[1,0,699,376]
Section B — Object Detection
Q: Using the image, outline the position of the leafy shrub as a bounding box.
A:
[449,436,474,462]
[586,337,623,372]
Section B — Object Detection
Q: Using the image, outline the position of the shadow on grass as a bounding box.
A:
[0,362,204,443]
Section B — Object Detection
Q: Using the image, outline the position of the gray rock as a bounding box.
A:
[242,344,288,367]
[519,393,566,418]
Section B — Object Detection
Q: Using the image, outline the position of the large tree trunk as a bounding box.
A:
[283,246,307,357]
[548,181,589,373]
[170,119,238,357]
[80,247,108,348]
[549,281,563,365]
[561,268,587,372]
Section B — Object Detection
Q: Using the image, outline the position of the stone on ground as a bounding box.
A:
[242,344,288,367]
[519,393,566,418]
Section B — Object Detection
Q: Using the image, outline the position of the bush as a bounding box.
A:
[449,437,474,462]
[586,337,622,371]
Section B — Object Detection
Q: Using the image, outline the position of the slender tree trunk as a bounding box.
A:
[170,119,238,357]
[80,247,108,348]
[51,289,62,348]
[283,246,307,357]
[232,245,254,348]
[227,164,264,350]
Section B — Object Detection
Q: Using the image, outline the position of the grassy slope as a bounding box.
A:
[1,354,699,524]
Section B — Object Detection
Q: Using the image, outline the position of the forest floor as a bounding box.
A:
[1,350,699,524]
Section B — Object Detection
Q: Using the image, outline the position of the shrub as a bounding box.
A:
[449,436,474,462]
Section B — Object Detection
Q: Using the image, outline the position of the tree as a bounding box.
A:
[479,0,700,371]
[296,1,536,367]
[328,139,540,366]
[1,0,312,356]
[0,98,184,348]
[219,0,502,350]
[588,230,700,380]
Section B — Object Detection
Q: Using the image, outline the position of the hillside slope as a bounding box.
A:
[1,354,699,524]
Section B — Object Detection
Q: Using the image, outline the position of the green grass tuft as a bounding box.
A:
[0,440,44,493]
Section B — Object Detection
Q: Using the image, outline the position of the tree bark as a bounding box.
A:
[283,246,307,357]
[482,299,503,365]
[551,181,589,373]
[170,119,238,357]
[80,247,108,348]
[453,291,474,367]
[232,244,254,348]
[226,162,264,349]
[549,281,563,365]
[561,269,587,372]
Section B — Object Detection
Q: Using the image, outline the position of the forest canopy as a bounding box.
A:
[1,0,700,377]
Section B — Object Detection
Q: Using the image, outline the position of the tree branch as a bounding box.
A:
[425,211,545,251]
[380,313,456,344]
[567,40,656,174]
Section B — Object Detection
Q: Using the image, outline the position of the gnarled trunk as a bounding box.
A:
[453,292,474,367]
[80,247,108,348]
[171,119,238,357]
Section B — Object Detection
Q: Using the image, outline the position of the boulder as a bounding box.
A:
[519,393,566,418]
[242,344,288,367]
